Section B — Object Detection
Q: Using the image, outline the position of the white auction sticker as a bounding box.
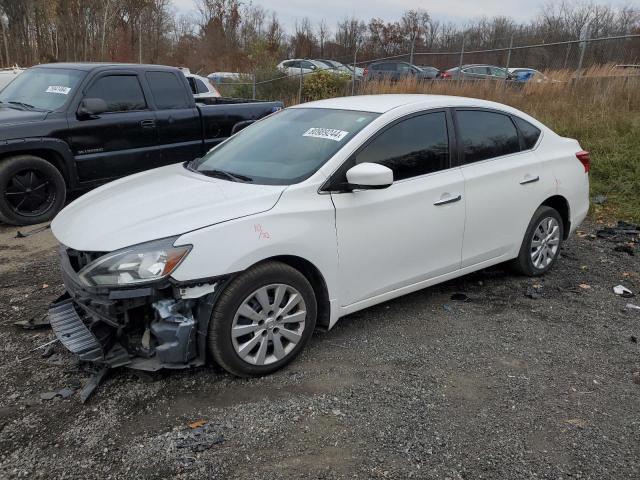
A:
[45,86,71,95]
[303,127,349,142]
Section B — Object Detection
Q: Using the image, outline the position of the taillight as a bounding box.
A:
[576,150,590,173]
[363,67,368,77]
[440,71,451,79]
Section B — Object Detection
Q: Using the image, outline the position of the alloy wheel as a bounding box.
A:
[4,169,56,217]
[231,283,307,366]
[530,216,561,269]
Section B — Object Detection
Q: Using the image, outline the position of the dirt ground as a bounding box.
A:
[0,219,639,479]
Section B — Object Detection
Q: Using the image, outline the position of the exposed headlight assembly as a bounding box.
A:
[78,238,191,287]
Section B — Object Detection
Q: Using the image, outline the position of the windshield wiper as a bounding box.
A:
[198,168,253,183]
[7,101,43,111]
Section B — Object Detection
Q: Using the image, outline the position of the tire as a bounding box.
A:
[0,155,66,225]
[511,206,564,276]
[208,261,317,377]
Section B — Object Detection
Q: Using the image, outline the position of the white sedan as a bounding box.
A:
[51,95,589,377]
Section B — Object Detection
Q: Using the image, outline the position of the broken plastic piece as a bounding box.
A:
[626,303,640,311]
[79,366,110,403]
[613,285,634,298]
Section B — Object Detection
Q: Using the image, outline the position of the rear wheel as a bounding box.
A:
[208,261,317,377]
[511,206,564,276]
[0,155,66,225]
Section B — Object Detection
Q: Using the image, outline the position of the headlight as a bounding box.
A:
[78,238,191,287]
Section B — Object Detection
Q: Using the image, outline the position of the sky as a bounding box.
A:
[171,0,547,31]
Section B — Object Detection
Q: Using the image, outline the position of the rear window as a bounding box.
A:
[456,110,520,163]
[513,116,541,149]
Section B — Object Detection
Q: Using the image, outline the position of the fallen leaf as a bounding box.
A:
[578,284,591,289]
[565,418,588,428]
[188,419,208,429]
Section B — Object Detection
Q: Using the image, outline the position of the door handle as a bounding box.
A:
[433,194,462,206]
[140,119,156,128]
[520,175,540,185]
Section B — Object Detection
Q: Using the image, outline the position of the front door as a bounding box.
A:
[67,72,159,182]
[329,111,465,306]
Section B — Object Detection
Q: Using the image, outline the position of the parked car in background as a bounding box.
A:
[0,63,282,225]
[508,67,548,83]
[364,61,438,81]
[277,59,326,76]
[314,59,361,77]
[0,66,24,90]
[49,94,589,378]
[417,65,442,78]
[179,68,221,99]
[443,64,514,80]
[207,72,246,84]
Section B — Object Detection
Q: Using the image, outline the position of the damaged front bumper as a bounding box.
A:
[49,246,223,371]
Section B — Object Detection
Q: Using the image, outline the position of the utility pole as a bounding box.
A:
[351,43,359,96]
[409,27,417,65]
[458,35,465,83]
[504,34,514,83]
[577,20,591,75]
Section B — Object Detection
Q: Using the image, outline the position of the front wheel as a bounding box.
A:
[511,206,564,276]
[0,155,66,225]
[208,261,317,377]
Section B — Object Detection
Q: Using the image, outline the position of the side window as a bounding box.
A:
[146,71,191,109]
[354,112,449,181]
[398,63,411,73]
[301,61,316,70]
[186,77,197,94]
[195,78,209,94]
[456,110,520,163]
[84,75,146,112]
[371,64,381,71]
[513,116,541,149]
[384,63,397,71]
[490,67,507,78]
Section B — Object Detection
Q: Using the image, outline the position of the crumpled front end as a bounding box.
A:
[50,245,220,371]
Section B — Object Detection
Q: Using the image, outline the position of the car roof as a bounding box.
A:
[292,94,520,114]
[33,62,177,72]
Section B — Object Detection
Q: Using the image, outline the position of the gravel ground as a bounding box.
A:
[0,219,639,479]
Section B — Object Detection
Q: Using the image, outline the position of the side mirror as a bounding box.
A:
[77,98,108,119]
[345,163,393,190]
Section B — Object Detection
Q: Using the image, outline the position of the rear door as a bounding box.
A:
[328,110,465,306]
[145,70,202,165]
[66,71,159,181]
[455,109,552,267]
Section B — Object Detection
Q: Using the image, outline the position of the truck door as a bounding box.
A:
[67,72,160,182]
[144,71,202,165]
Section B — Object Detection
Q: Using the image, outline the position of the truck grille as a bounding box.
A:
[49,298,104,362]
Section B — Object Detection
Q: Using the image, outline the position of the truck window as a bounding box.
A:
[146,71,191,109]
[84,75,147,112]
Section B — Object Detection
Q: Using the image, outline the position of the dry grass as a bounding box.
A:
[353,69,640,222]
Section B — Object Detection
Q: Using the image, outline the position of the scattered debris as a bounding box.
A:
[57,387,76,399]
[15,224,51,238]
[633,372,640,385]
[40,391,58,401]
[13,313,51,330]
[592,195,608,205]
[79,366,110,403]
[613,285,634,298]
[630,336,638,344]
[188,419,208,429]
[443,304,452,312]
[525,284,543,299]
[596,221,640,241]
[626,303,640,312]
[579,283,591,290]
[614,244,635,256]
[41,344,55,358]
[450,293,470,302]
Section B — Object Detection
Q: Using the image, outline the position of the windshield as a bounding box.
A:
[0,68,85,111]
[194,108,378,185]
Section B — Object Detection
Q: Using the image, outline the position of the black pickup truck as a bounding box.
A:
[0,63,283,225]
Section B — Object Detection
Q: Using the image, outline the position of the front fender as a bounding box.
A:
[0,137,78,188]
[171,187,339,301]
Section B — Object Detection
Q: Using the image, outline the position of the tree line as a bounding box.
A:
[0,0,638,72]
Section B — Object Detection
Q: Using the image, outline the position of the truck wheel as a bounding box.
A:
[208,261,317,377]
[0,155,66,225]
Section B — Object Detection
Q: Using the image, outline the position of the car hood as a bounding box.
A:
[0,106,48,126]
[52,163,287,252]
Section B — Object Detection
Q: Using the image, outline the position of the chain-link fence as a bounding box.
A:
[212,33,640,103]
